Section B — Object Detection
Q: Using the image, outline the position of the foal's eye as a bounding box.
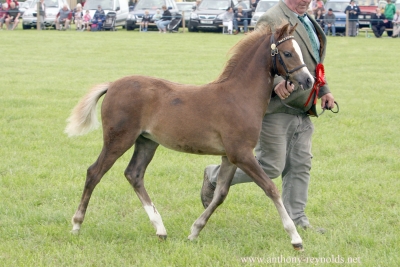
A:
[283,52,292,57]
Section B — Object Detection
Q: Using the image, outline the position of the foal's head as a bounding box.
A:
[270,23,314,90]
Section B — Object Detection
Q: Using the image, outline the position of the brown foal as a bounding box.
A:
[65,23,314,250]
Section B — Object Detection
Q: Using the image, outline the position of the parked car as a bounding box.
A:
[22,0,69,30]
[125,0,179,31]
[325,0,358,34]
[18,0,34,17]
[83,0,129,28]
[176,2,195,27]
[188,0,251,32]
[250,0,278,26]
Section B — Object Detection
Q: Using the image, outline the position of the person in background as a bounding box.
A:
[152,9,162,22]
[315,9,324,28]
[5,2,20,30]
[312,0,325,16]
[344,0,360,37]
[74,3,83,30]
[141,10,151,32]
[194,0,201,10]
[323,8,336,36]
[55,4,71,30]
[222,6,234,34]
[371,7,387,38]
[156,5,171,33]
[0,3,8,30]
[233,6,248,35]
[92,5,105,31]
[250,0,258,13]
[82,9,91,30]
[201,0,335,233]
[38,0,46,30]
[384,0,396,37]
[6,0,18,9]
[392,10,400,38]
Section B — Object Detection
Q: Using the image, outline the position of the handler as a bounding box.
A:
[200,0,335,230]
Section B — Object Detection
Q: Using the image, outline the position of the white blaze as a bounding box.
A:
[291,39,305,65]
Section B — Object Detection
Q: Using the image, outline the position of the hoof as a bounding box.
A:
[71,229,80,235]
[157,235,167,241]
[292,243,303,251]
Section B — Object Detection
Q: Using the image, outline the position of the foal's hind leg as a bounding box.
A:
[124,136,167,239]
[189,156,237,240]
[234,153,303,250]
[71,133,137,234]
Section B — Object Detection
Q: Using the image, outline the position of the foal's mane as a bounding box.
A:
[212,23,293,84]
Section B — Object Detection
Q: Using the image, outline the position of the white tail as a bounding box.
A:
[65,83,110,137]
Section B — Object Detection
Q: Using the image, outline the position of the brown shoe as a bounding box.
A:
[200,170,215,209]
[233,30,239,35]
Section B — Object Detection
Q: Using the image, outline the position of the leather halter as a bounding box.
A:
[270,34,306,89]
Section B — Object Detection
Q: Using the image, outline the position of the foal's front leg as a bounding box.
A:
[189,156,237,240]
[235,154,303,250]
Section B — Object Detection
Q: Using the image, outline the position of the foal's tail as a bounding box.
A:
[65,83,110,137]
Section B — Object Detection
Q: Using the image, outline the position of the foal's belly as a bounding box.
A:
[141,131,226,156]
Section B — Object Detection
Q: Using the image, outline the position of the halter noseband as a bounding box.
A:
[270,34,306,89]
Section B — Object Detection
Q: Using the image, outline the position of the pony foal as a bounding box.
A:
[66,23,314,250]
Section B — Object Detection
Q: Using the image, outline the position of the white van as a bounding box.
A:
[83,0,129,28]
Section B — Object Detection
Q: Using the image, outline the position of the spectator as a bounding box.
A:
[5,2,20,30]
[0,3,8,30]
[128,0,136,11]
[6,0,19,8]
[141,10,151,32]
[250,0,258,13]
[55,4,71,30]
[392,10,400,38]
[233,6,248,35]
[74,3,83,30]
[324,8,336,36]
[237,0,248,9]
[152,9,162,22]
[312,0,325,16]
[384,0,396,37]
[194,0,201,10]
[92,5,106,31]
[315,9,324,28]
[344,0,360,37]
[82,10,91,30]
[38,0,46,30]
[371,7,387,38]
[156,5,171,33]
[201,0,335,233]
[80,0,86,7]
[223,7,234,34]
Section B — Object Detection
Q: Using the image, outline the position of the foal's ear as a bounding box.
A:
[277,23,290,40]
[289,23,298,34]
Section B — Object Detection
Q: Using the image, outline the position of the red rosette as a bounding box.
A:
[304,63,326,107]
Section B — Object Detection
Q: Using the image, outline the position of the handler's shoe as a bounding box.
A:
[301,224,326,234]
[200,170,215,209]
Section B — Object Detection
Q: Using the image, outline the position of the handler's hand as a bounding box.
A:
[320,93,335,110]
[274,80,294,100]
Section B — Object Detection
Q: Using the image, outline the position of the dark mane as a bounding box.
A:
[212,25,279,84]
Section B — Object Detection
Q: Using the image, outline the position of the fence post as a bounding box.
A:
[345,10,349,37]
[37,1,41,30]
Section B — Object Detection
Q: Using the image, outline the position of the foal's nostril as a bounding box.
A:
[306,77,312,87]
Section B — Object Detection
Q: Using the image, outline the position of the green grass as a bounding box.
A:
[1,26,399,267]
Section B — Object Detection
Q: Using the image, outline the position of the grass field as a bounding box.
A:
[1,26,399,267]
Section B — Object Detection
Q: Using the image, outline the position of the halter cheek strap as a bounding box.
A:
[270,34,306,89]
